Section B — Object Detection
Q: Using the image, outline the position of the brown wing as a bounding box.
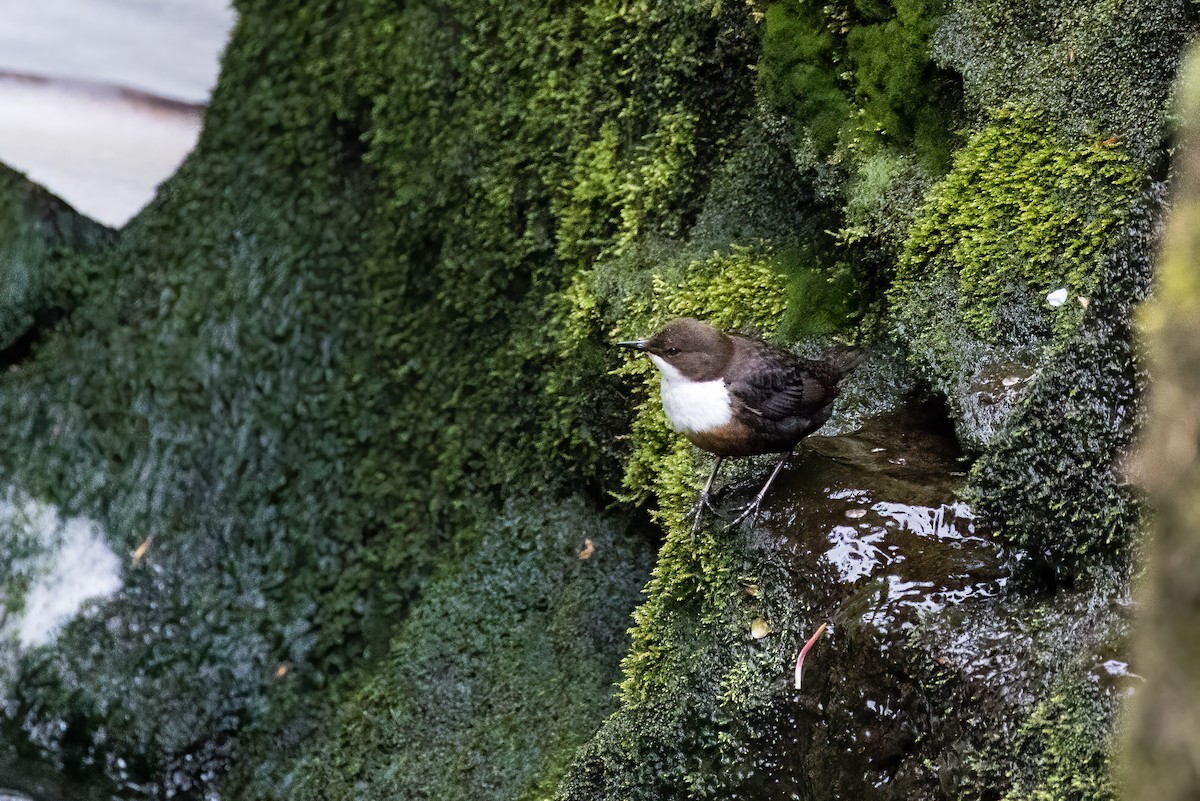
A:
[728,354,841,422]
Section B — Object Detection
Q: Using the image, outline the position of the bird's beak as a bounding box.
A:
[616,339,649,352]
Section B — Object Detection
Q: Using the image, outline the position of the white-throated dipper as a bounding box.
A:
[618,317,861,530]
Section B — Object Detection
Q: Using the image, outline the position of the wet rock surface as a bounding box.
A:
[692,401,1127,800]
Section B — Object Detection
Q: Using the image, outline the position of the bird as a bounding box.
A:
[617,317,862,530]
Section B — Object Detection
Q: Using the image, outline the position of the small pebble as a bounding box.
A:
[1046,288,1068,307]
[751,618,770,639]
[1001,376,1022,388]
[845,508,867,519]
[1078,296,1090,309]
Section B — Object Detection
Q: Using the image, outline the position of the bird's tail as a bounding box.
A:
[825,344,866,382]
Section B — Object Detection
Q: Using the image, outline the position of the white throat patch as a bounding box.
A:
[650,354,733,434]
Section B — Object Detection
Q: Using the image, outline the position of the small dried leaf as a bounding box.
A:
[578,538,595,559]
[795,622,828,689]
[131,537,153,566]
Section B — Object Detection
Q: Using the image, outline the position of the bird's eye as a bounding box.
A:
[665,347,680,356]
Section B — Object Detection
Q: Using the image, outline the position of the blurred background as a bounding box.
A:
[0,0,235,226]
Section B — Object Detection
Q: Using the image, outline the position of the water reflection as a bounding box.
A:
[717,400,1021,798]
[759,402,1007,635]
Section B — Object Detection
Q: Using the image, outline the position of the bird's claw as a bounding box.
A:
[691,492,719,536]
[724,499,763,530]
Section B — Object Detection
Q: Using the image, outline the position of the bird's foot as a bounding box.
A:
[724,498,764,530]
[691,491,720,536]
[724,450,794,531]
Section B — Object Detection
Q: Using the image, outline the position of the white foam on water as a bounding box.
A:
[16,516,123,648]
[0,493,124,649]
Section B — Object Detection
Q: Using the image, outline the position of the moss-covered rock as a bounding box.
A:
[933,0,1197,166]
[0,0,1190,798]
[0,165,110,354]
[888,103,1159,572]
[966,187,1161,574]
[238,498,654,801]
[891,107,1142,450]
[911,584,1130,801]
[895,107,1140,341]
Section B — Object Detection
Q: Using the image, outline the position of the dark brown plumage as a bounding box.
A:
[618,317,861,529]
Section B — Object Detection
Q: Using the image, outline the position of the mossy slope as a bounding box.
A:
[0,0,1190,798]
[274,499,653,801]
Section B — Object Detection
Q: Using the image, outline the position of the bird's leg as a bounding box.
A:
[692,457,724,535]
[727,448,794,529]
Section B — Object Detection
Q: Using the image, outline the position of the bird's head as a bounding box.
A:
[617,317,733,382]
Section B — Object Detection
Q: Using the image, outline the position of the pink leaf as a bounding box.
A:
[795,622,828,690]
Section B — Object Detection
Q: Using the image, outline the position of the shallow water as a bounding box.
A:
[703,400,1011,798]
[771,404,1005,636]
[699,397,1132,799]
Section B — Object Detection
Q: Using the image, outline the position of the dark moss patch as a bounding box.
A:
[244,499,654,801]
[967,186,1162,574]
[933,0,1199,165]
[0,165,111,356]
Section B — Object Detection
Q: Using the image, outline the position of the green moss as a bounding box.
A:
[761,0,960,172]
[885,106,1147,466]
[0,165,110,353]
[758,0,961,332]
[1003,685,1116,801]
[965,188,1160,570]
[556,506,812,800]
[253,499,653,801]
[894,106,1140,343]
